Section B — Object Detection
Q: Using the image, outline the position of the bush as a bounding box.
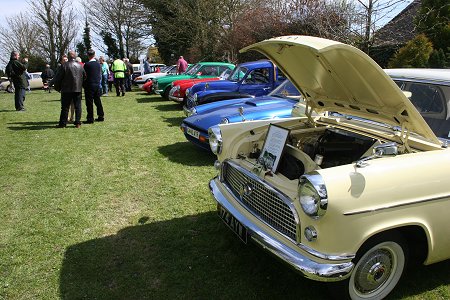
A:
[388,34,433,68]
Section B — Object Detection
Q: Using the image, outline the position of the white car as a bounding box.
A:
[0,72,43,92]
[134,65,176,87]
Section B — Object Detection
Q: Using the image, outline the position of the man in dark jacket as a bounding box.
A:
[123,58,133,92]
[5,51,28,111]
[53,50,86,128]
[83,49,104,123]
[41,64,55,93]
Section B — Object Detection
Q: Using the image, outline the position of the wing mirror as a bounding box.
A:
[356,142,397,167]
[374,142,398,157]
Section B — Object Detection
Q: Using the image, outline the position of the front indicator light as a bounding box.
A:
[304,226,318,242]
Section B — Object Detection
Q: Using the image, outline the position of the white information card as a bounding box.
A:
[258,124,290,173]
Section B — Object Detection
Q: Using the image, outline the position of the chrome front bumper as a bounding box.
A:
[209,177,354,282]
[169,95,183,103]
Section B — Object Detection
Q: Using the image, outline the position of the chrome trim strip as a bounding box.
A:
[210,178,353,282]
[297,243,354,261]
[344,195,450,216]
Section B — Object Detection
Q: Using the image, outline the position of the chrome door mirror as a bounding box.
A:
[356,142,398,168]
[374,142,398,157]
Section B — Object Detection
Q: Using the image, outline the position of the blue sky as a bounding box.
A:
[0,0,29,22]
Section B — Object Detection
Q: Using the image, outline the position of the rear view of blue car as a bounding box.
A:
[181,80,305,151]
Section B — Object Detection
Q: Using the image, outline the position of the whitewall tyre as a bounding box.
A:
[348,238,407,300]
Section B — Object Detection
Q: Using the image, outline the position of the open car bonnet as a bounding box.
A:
[240,36,440,145]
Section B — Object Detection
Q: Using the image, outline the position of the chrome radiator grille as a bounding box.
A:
[222,161,298,241]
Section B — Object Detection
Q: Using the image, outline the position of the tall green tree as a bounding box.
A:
[416,0,450,51]
[100,31,120,59]
[415,0,450,67]
[76,20,92,62]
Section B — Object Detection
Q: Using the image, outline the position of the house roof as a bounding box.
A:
[373,0,421,47]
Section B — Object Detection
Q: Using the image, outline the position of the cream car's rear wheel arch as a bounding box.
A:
[348,234,408,299]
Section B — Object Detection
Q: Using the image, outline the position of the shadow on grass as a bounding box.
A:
[153,103,183,112]
[393,259,450,298]
[59,212,327,300]
[161,116,184,127]
[7,121,57,130]
[136,97,164,104]
[59,209,450,300]
[158,142,215,166]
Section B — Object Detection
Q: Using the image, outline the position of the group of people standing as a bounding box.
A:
[52,49,105,128]
[5,49,141,128]
[5,50,187,128]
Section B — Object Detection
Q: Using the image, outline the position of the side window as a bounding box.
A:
[405,83,445,115]
[276,68,286,82]
[218,66,230,75]
[199,66,215,76]
[393,80,404,89]
[245,68,270,84]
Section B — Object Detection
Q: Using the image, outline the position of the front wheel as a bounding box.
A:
[331,234,408,300]
[6,84,14,93]
[162,87,170,100]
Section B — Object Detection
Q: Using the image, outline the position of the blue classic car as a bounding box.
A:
[184,60,286,112]
[181,80,303,151]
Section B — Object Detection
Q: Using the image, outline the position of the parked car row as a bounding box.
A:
[140,36,450,300]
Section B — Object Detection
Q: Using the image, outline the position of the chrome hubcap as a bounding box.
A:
[355,249,393,294]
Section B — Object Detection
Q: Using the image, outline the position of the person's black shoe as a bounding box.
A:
[122,93,125,96]
[95,118,104,122]
[56,124,66,128]
[85,120,94,124]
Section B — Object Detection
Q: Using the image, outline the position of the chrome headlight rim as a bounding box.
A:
[208,126,222,155]
[192,93,198,105]
[298,173,328,219]
[186,107,197,117]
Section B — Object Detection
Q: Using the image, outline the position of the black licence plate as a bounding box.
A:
[218,204,248,243]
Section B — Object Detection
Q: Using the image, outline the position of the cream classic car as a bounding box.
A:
[208,36,450,300]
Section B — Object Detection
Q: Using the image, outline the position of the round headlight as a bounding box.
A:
[298,173,328,219]
[208,126,222,155]
[193,93,198,105]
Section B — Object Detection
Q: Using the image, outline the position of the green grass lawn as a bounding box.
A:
[0,89,449,299]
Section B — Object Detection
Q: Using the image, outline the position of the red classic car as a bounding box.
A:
[168,77,220,103]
